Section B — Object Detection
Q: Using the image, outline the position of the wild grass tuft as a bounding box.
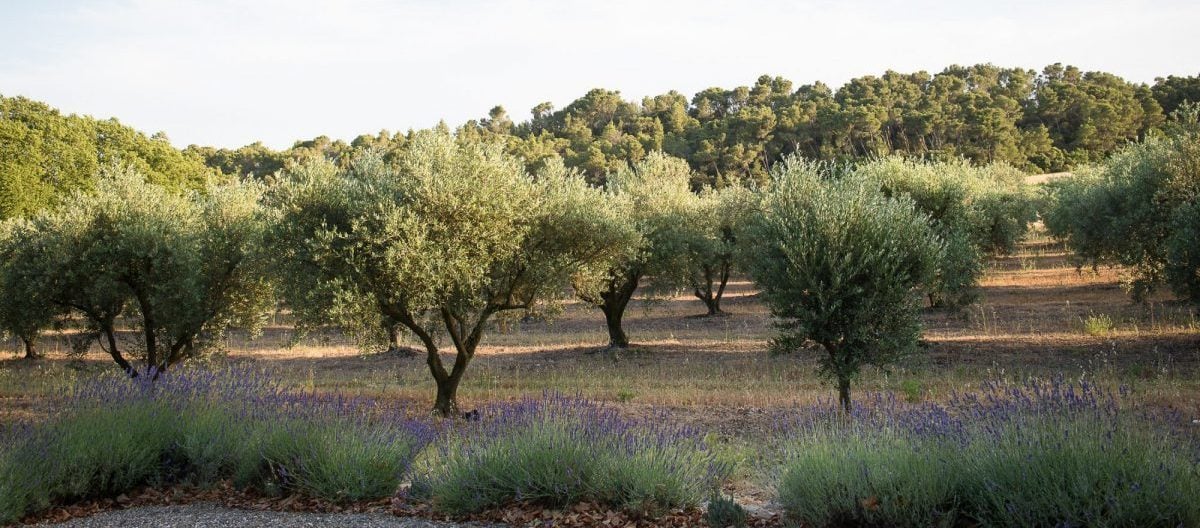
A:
[705,492,747,528]
[1082,312,1115,336]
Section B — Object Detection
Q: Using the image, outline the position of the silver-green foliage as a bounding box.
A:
[744,158,942,410]
[0,369,430,523]
[1044,106,1200,302]
[573,151,695,347]
[0,166,270,372]
[854,157,1036,308]
[778,409,1200,527]
[267,131,635,413]
[0,219,66,358]
[411,397,726,516]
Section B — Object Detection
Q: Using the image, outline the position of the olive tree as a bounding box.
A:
[0,219,66,359]
[14,203,136,373]
[681,184,756,316]
[854,158,980,308]
[854,157,1035,309]
[1166,201,1200,301]
[268,133,633,415]
[1045,105,1200,302]
[963,163,1038,255]
[7,166,270,374]
[575,152,696,348]
[744,158,942,412]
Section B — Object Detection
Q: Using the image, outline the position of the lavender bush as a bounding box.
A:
[0,368,433,524]
[777,378,1200,527]
[410,394,731,516]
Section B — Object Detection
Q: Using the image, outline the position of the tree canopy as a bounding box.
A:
[1045,104,1200,302]
[0,95,216,220]
[267,132,635,414]
[743,158,942,411]
[574,152,699,348]
[455,65,1197,188]
[0,165,270,374]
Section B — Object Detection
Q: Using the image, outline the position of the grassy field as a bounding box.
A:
[2,230,1198,433]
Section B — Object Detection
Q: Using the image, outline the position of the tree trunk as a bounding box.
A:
[20,335,39,360]
[694,288,722,316]
[433,374,462,416]
[101,324,137,377]
[391,306,479,418]
[602,304,629,348]
[133,290,159,372]
[386,323,405,354]
[599,270,639,349]
[157,337,193,378]
[714,262,731,313]
[837,377,852,414]
[693,263,730,316]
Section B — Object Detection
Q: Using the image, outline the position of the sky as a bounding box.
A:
[2,0,1198,150]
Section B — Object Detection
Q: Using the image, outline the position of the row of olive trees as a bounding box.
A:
[1044,105,1200,303]
[264,136,767,412]
[855,158,1037,308]
[0,130,1035,413]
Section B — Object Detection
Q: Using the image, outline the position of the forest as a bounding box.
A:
[5,63,1200,221]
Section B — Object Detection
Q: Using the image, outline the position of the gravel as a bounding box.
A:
[27,503,499,528]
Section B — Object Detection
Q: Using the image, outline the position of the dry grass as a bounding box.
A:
[3,231,1199,432]
[1023,171,1072,185]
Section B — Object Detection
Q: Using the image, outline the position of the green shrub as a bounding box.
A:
[776,383,1200,527]
[705,492,747,528]
[174,404,256,486]
[779,431,963,527]
[929,229,983,308]
[0,369,433,523]
[960,416,1200,527]
[1082,312,1115,336]
[252,416,425,502]
[1046,106,1200,303]
[743,157,942,411]
[1165,200,1200,301]
[0,400,178,523]
[413,396,727,516]
[854,157,1036,310]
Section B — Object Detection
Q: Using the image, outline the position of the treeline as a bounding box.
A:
[191,64,1198,187]
[0,96,215,219]
[4,64,1198,219]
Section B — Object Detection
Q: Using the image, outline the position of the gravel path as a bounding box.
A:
[28,504,497,528]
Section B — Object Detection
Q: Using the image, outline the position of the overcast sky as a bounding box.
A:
[2,0,1197,149]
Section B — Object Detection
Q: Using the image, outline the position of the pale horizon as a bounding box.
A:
[2,0,1198,150]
